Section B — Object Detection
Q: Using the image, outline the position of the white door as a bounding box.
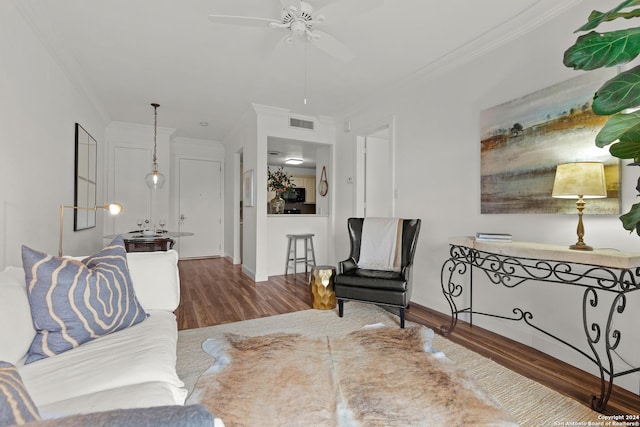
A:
[356,126,393,217]
[364,132,393,217]
[178,159,222,258]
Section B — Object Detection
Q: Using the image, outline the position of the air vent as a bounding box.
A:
[289,117,314,130]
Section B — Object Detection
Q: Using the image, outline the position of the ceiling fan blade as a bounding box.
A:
[314,0,383,23]
[309,30,353,62]
[280,0,302,13]
[208,14,280,28]
[270,34,294,58]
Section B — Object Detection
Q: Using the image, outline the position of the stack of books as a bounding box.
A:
[475,232,512,242]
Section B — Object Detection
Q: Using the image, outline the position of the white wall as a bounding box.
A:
[268,215,329,276]
[255,105,336,281]
[105,127,225,254]
[0,2,109,266]
[223,108,258,278]
[223,105,336,280]
[333,0,640,392]
[315,145,331,217]
[105,122,173,237]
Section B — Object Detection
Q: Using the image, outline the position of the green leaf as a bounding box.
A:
[577,0,640,31]
[595,111,640,147]
[608,9,640,20]
[593,66,640,114]
[563,28,640,70]
[619,202,640,233]
[609,138,640,159]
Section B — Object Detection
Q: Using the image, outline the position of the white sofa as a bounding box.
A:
[0,249,187,418]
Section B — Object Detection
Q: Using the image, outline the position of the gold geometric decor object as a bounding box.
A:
[309,265,336,310]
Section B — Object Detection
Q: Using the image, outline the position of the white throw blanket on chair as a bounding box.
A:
[357,217,403,271]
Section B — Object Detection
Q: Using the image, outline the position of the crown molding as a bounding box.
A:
[106,121,176,141]
[252,103,290,116]
[340,0,582,119]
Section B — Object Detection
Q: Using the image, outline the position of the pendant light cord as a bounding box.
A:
[304,37,308,105]
[145,102,165,189]
[151,103,159,165]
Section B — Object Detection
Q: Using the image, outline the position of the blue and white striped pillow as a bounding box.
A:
[0,361,40,426]
[22,236,147,364]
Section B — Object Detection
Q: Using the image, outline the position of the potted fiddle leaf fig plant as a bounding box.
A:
[564,0,640,234]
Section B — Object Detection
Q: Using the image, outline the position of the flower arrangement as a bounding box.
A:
[267,166,294,194]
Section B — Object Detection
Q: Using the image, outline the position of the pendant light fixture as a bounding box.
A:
[145,102,166,189]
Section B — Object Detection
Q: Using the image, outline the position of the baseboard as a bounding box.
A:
[241,264,256,280]
[406,300,640,396]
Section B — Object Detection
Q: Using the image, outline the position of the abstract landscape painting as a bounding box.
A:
[480,69,620,214]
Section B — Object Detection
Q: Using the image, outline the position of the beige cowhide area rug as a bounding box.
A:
[187,325,516,426]
[178,302,601,427]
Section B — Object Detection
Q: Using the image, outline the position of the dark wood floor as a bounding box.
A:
[176,257,640,416]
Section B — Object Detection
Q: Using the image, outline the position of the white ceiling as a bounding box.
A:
[15,0,580,141]
[268,136,326,168]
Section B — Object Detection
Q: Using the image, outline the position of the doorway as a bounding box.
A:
[237,150,243,265]
[355,122,394,217]
[177,158,223,258]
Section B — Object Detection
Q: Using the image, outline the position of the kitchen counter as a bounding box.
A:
[267,201,316,215]
[266,214,329,277]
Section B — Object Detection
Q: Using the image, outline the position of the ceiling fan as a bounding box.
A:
[207,0,382,62]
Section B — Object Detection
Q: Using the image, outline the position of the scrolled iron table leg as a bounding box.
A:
[440,257,467,336]
[583,288,626,412]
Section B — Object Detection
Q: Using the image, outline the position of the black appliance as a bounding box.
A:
[284,208,301,214]
[283,187,305,202]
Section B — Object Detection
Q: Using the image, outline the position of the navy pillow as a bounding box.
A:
[22,236,147,363]
[0,361,40,426]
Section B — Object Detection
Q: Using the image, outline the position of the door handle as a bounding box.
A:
[179,214,186,225]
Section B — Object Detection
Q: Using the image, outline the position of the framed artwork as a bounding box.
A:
[480,69,620,214]
[243,169,255,207]
[74,123,97,230]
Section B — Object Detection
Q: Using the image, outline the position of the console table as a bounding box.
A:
[441,237,640,412]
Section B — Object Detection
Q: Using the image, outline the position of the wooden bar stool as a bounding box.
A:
[285,234,316,275]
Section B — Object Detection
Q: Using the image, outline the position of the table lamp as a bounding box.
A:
[552,162,606,251]
[59,203,123,256]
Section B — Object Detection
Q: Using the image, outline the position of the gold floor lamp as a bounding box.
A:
[552,162,607,251]
[59,203,123,256]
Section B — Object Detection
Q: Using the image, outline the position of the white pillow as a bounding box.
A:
[126,250,180,312]
[0,267,36,364]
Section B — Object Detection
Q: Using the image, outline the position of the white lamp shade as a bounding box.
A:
[552,162,607,199]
